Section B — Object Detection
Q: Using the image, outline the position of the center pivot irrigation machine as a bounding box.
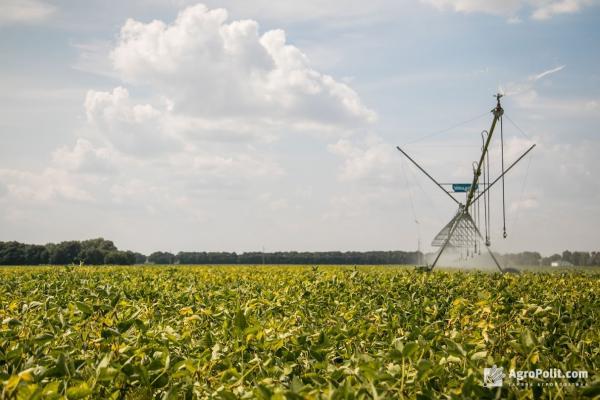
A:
[397,94,536,273]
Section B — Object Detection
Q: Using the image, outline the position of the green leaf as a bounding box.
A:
[402,342,419,358]
[96,355,118,382]
[101,328,120,339]
[33,332,55,343]
[75,302,93,316]
[66,382,92,399]
[470,351,488,360]
[520,330,536,349]
[581,383,600,398]
[234,309,248,330]
[416,360,434,381]
[116,319,134,333]
[217,390,237,400]
[16,383,42,400]
[3,318,22,328]
[41,381,61,398]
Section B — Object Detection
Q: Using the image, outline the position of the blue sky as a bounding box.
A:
[0,0,599,255]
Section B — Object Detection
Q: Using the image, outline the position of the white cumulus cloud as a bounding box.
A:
[84,87,182,156]
[531,0,593,19]
[109,4,375,137]
[0,168,95,203]
[328,135,400,184]
[52,139,117,174]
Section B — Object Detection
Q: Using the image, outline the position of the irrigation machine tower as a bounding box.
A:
[397,94,535,273]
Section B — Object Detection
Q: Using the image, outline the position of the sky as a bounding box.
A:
[0,0,599,255]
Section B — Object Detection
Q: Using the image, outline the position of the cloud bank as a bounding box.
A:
[422,0,595,20]
[1,3,375,228]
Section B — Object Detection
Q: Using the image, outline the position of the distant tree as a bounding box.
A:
[74,238,121,264]
[133,252,147,264]
[104,250,135,265]
[148,251,175,264]
[24,244,49,264]
[48,241,82,264]
[237,252,263,264]
[81,238,117,252]
[0,242,27,265]
[176,252,209,264]
[206,252,237,264]
[501,252,542,266]
[571,251,591,266]
[562,250,573,264]
[79,247,105,265]
[521,251,542,266]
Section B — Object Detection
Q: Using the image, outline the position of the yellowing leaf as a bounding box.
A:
[179,306,193,316]
[18,368,35,382]
[67,382,93,399]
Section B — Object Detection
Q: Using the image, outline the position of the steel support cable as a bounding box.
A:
[473,161,480,255]
[476,186,481,254]
[399,156,421,250]
[403,111,490,145]
[501,116,507,239]
[482,160,487,246]
[504,114,531,139]
[474,169,478,256]
[404,158,444,222]
[509,154,533,230]
[481,135,485,247]
[469,189,474,257]
[470,211,474,257]
[480,131,490,246]
[471,144,536,203]
[486,139,491,246]
[472,188,479,257]
[483,159,487,244]
[472,184,477,256]
[396,147,460,206]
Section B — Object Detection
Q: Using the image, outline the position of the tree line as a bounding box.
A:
[498,250,600,267]
[165,250,600,266]
[167,251,421,265]
[0,239,145,265]
[1,239,599,266]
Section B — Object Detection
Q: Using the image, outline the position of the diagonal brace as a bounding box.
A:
[396,146,460,206]
[472,144,535,204]
[429,209,464,271]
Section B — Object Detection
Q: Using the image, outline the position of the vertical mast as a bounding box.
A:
[465,94,503,209]
[429,94,505,272]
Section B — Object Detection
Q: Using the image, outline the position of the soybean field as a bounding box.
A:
[1,266,599,399]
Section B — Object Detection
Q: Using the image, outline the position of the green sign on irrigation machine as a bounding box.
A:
[452,183,478,193]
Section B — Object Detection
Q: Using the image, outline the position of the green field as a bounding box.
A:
[1,266,598,399]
